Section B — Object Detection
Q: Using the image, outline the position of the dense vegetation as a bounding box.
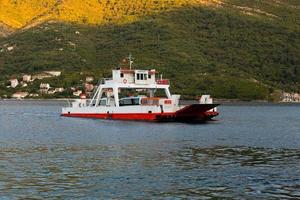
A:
[0,0,218,28]
[0,0,299,100]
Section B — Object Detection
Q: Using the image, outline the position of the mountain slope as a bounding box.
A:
[0,22,14,37]
[0,0,299,100]
[0,0,221,29]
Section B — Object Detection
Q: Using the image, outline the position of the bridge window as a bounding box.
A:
[120,73,124,78]
[136,73,148,80]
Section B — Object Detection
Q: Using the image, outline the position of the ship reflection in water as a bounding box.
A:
[0,101,300,199]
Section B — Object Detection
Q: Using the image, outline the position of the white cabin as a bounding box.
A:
[112,69,156,85]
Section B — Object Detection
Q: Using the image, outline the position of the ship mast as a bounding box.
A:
[128,53,134,70]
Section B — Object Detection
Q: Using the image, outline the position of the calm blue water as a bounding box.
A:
[0,100,299,199]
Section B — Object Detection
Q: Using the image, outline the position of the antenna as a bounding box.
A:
[128,53,134,70]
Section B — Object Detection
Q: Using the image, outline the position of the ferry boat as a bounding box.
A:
[61,56,219,122]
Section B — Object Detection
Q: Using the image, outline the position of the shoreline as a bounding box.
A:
[0,98,299,105]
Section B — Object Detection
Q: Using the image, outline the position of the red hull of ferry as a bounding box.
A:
[62,104,219,122]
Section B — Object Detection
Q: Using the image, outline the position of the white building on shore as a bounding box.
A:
[10,79,19,88]
[86,76,94,83]
[12,92,29,99]
[40,83,50,90]
[39,83,51,93]
[281,92,300,102]
[22,75,31,82]
[44,71,61,77]
[73,90,82,96]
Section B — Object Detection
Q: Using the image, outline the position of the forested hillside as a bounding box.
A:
[0,0,299,100]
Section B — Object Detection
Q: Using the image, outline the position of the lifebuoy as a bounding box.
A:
[123,79,127,84]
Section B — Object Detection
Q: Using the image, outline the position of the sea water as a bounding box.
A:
[0,101,299,199]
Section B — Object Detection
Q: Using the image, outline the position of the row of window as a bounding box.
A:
[120,73,152,80]
[99,98,140,106]
[119,98,140,106]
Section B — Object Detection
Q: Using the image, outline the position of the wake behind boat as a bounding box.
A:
[61,56,219,122]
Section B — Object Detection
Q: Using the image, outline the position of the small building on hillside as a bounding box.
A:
[32,73,53,80]
[22,75,32,82]
[29,93,39,97]
[39,83,50,93]
[73,90,82,97]
[44,71,61,77]
[281,92,300,102]
[10,79,19,88]
[12,92,29,99]
[7,46,14,51]
[55,88,65,93]
[47,89,56,94]
[86,76,94,83]
[21,82,28,87]
[40,83,50,90]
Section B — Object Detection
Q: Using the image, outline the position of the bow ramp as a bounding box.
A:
[175,103,220,121]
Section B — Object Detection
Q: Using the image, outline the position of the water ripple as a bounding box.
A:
[0,145,299,199]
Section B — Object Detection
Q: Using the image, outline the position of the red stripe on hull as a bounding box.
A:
[62,112,175,121]
[62,111,219,122]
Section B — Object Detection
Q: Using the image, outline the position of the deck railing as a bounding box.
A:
[156,79,170,85]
